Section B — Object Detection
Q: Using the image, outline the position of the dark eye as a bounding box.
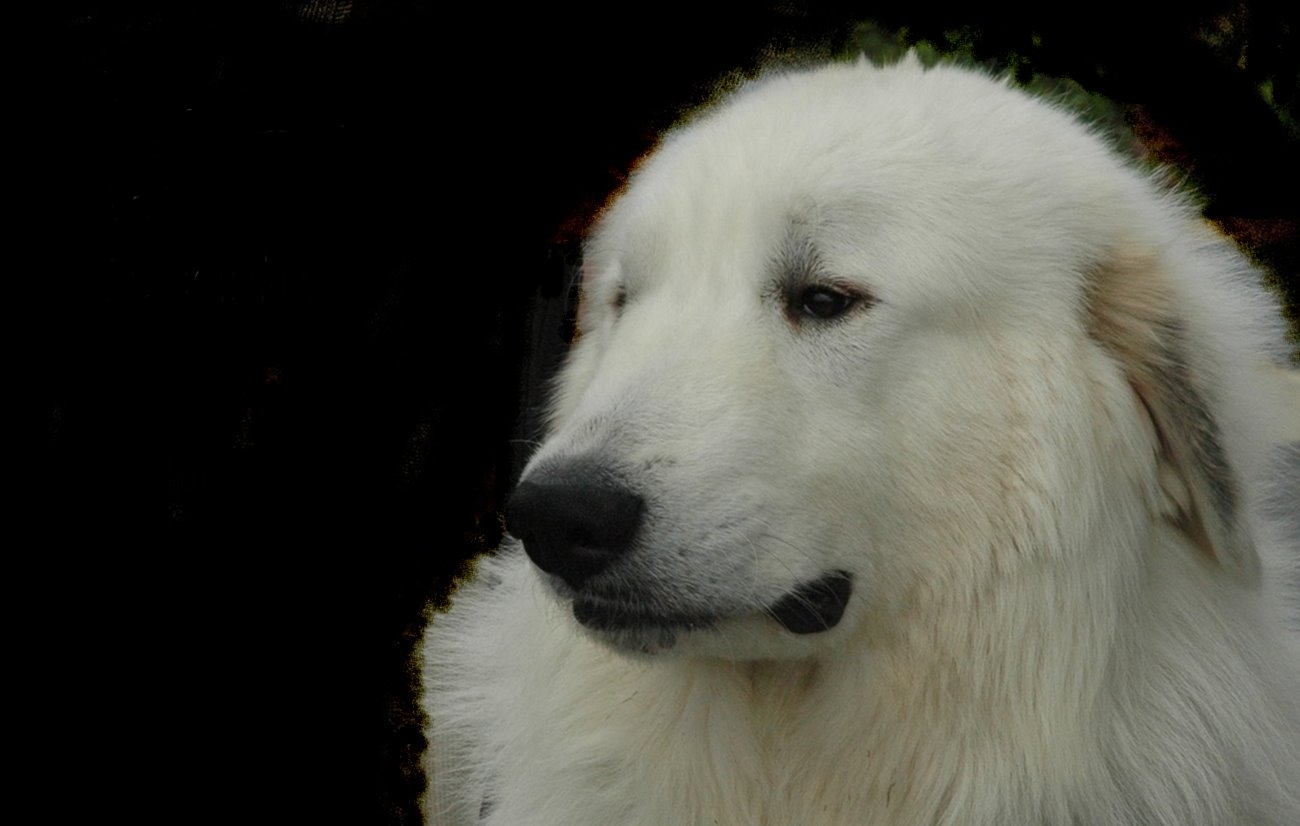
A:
[798,286,856,320]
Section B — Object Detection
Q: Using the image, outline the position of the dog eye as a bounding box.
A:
[798,286,856,319]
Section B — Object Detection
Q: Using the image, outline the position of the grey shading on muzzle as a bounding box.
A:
[505,457,645,589]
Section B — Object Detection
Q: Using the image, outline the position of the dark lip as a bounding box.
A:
[766,570,854,634]
[571,594,721,633]
[560,570,853,638]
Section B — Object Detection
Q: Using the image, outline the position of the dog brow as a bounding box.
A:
[771,222,823,287]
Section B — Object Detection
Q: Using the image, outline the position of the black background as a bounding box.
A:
[36,3,1297,822]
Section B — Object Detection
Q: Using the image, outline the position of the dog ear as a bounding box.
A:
[1085,249,1261,583]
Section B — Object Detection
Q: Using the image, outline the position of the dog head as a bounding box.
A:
[505,57,1275,659]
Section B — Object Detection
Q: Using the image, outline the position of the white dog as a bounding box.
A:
[423,57,1300,825]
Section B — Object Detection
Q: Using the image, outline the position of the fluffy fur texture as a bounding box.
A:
[424,57,1300,825]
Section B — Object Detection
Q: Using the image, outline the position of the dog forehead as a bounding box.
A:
[590,119,877,294]
[586,60,1144,326]
[636,62,1042,198]
[599,62,1112,262]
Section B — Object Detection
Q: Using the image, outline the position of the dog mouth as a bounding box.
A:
[766,570,854,634]
[567,570,853,647]
[571,594,719,634]
[569,595,718,655]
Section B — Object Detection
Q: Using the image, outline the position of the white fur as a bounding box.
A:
[423,57,1300,825]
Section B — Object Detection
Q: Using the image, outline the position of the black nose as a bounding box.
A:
[505,462,644,588]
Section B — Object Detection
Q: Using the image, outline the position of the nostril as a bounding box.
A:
[505,463,644,588]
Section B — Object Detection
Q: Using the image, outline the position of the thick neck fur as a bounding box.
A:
[427,385,1300,826]
[437,488,1299,826]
